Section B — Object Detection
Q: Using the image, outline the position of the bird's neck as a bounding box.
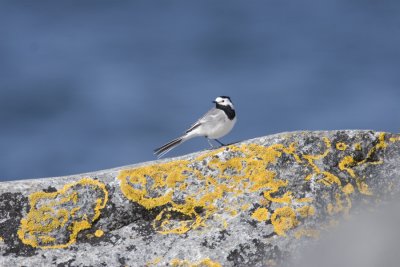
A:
[216,104,236,120]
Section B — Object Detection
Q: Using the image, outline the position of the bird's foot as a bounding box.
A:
[207,138,215,148]
[215,139,226,146]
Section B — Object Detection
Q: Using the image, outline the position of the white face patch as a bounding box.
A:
[215,96,233,107]
[215,97,223,103]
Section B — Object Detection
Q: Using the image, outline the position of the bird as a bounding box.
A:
[154,96,237,158]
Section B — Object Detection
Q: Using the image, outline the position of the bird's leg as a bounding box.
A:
[206,138,215,148]
[214,139,225,146]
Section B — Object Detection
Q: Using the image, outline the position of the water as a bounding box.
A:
[1,1,399,181]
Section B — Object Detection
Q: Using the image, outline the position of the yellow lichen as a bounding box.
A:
[251,207,269,222]
[389,136,400,142]
[118,161,189,210]
[270,207,298,236]
[241,204,251,211]
[18,178,108,249]
[326,203,334,215]
[354,143,362,150]
[264,188,293,204]
[338,134,387,196]
[296,206,315,218]
[146,257,163,266]
[294,228,320,239]
[118,142,304,234]
[339,156,356,178]
[296,197,313,203]
[342,183,354,195]
[377,133,388,149]
[319,172,342,187]
[301,138,344,188]
[170,258,222,267]
[302,137,331,174]
[152,207,204,235]
[38,235,56,244]
[336,142,347,151]
[326,193,351,216]
[358,133,386,165]
[117,132,390,238]
[94,229,104,237]
[357,181,373,196]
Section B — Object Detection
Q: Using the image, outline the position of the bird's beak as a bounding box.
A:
[212,101,217,103]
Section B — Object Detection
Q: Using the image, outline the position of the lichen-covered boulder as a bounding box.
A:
[0,130,399,266]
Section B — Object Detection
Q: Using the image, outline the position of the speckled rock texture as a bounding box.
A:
[0,130,399,267]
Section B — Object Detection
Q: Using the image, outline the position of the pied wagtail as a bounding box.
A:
[154,96,237,158]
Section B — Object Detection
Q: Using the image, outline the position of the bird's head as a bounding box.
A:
[213,96,234,109]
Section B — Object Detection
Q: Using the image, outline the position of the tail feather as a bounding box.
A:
[154,136,184,158]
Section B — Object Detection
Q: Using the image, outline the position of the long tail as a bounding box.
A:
[154,136,185,158]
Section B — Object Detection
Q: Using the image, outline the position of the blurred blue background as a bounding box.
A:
[1,1,399,181]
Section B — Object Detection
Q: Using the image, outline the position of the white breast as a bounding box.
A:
[206,116,236,139]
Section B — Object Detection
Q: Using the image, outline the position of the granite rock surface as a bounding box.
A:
[0,130,399,266]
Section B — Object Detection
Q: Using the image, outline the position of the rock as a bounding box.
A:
[0,130,399,266]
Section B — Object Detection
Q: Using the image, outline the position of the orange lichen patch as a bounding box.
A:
[342,183,355,195]
[318,172,342,187]
[338,134,389,196]
[259,198,270,206]
[271,207,299,236]
[146,257,163,267]
[39,235,56,244]
[302,137,331,173]
[194,146,228,163]
[326,203,335,215]
[118,132,390,237]
[296,206,315,218]
[354,143,362,150]
[294,228,320,239]
[18,178,108,249]
[170,258,222,267]
[335,142,347,151]
[301,138,343,188]
[389,136,400,142]
[296,197,313,203]
[118,160,190,210]
[357,181,373,196]
[209,157,244,176]
[358,133,386,165]
[118,142,305,235]
[326,193,351,216]
[300,137,343,189]
[339,156,356,178]
[241,204,251,211]
[377,133,388,149]
[251,207,269,222]
[304,174,313,181]
[152,207,205,235]
[94,229,104,237]
[263,183,293,204]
